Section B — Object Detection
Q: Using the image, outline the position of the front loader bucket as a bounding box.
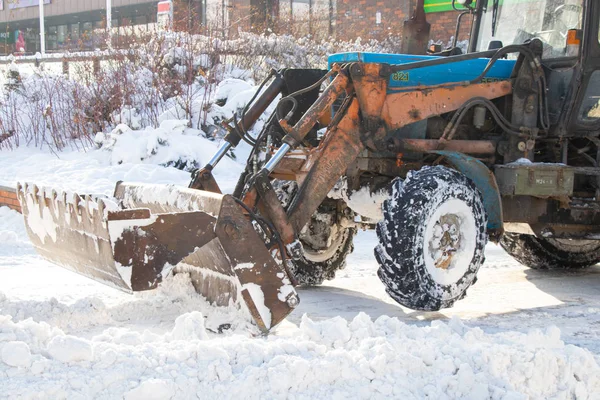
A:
[16,182,298,332]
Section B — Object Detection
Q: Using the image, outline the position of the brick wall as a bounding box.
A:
[427,10,474,45]
[335,1,472,44]
[0,185,21,213]
[335,0,410,41]
[228,0,253,33]
[228,0,471,46]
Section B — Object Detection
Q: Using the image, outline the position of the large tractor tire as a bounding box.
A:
[375,166,488,311]
[274,180,356,285]
[500,233,600,270]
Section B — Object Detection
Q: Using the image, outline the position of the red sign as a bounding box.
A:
[157,1,171,14]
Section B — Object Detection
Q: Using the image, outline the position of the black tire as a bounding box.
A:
[375,166,488,311]
[273,180,356,285]
[500,233,600,270]
[292,222,356,285]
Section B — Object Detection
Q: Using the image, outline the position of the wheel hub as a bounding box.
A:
[300,211,346,262]
[429,214,462,270]
[423,198,478,286]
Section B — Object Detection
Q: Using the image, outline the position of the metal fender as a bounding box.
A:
[430,150,504,240]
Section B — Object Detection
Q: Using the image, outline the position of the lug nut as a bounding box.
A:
[286,295,299,308]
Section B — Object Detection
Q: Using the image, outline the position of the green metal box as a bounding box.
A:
[494,163,574,197]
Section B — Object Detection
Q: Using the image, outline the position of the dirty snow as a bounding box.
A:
[328,179,388,221]
[1,137,600,398]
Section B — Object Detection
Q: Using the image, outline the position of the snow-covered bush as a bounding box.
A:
[94,120,205,172]
[0,65,92,151]
[0,29,404,152]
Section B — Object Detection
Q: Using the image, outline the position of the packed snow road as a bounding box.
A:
[1,145,600,398]
[1,206,600,399]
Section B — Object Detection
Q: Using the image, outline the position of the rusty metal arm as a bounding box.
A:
[261,66,351,175]
[287,99,364,233]
[382,81,513,130]
[388,138,497,154]
[277,66,350,147]
[241,67,352,244]
[189,71,287,192]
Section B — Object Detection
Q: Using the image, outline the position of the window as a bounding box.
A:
[134,16,148,33]
[579,71,600,122]
[47,26,57,50]
[82,22,93,33]
[82,22,93,49]
[134,16,148,26]
[57,25,67,48]
[70,23,80,42]
[477,0,584,59]
[279,0,336,39]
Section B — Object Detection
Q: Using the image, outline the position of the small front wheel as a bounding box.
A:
[273,180,356,285]
[375,166,488,311]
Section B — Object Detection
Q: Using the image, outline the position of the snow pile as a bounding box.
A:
[124,379,176,400]
[1,311,599,398]
[3,203,596,400]
[94,120,241,172]
[0,70,264,192]
[1,341,31,368]
[0,138,244,196]
[0,272,254,337]
[214,78,254,104]
[166,312,210,341]
[47,335,94,363]
[0,207,30,250]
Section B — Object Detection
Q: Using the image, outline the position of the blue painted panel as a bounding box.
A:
[327,52,516,92]
[430,151,504,234]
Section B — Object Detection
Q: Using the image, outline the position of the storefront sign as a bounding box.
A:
[157,1,173,31]
[7,0,51,10]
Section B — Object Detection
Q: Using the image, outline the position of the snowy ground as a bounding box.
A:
[1,142,600,399]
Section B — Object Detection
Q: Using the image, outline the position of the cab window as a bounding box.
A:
[477,0,583,59]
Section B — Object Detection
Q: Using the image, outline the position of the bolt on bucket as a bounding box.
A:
[16,181,298,332]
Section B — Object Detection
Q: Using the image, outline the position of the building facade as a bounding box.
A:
[228,0,471,44]
[0,0,468,55]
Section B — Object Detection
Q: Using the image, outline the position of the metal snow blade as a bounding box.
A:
[16,182,299,332]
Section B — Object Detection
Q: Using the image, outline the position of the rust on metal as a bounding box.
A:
[17,181,298,333]
[215,195,298,332]
[390,138,497,154]
[288,99,365,233]
[270,151,308,181]
[351,63,389,132]
[279,69,350,144]
[110,211,218,291]
[188,168,222,193]
[239,73,285,132]
[383,81,513,129]
[253,171,296,245]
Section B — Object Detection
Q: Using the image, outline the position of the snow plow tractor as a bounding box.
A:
[17,0,600,332]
